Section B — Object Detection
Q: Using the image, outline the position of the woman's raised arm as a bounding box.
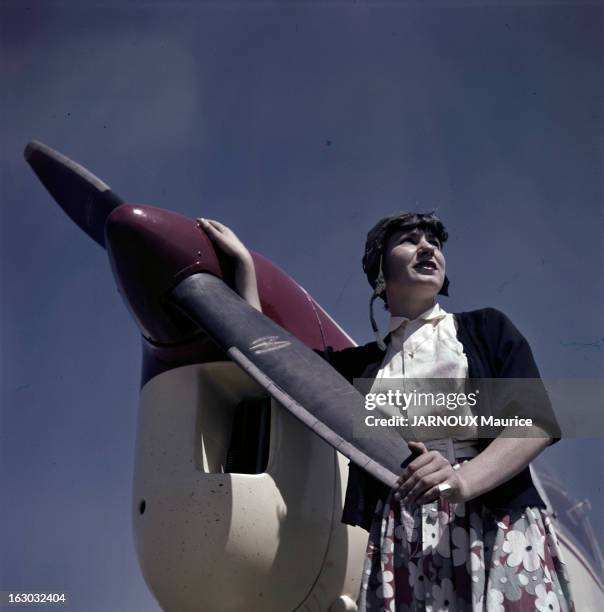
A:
[197,218,262,312]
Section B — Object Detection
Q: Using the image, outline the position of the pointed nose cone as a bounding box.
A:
[105,204,227,343]
[24,140,123,247]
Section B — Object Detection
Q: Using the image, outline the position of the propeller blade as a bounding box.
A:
[170,272,409,488]
[24,140,124,247]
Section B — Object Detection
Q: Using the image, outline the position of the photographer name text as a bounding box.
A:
[364,414,533,427]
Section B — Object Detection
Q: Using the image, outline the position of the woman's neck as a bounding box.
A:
[388,295,436,321]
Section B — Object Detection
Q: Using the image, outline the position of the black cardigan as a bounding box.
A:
[323,307,560,533]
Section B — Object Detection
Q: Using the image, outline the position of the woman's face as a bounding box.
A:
[382,227,446,299]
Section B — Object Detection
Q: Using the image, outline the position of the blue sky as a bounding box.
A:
[1,2,602,610]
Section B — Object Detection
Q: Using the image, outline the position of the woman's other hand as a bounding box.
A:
[196,218,262,312]
[197,218,252,263]
[393,441,471,505]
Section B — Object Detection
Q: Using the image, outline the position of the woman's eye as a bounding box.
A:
[396,234,439,248]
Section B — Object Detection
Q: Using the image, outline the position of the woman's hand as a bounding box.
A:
[196,217,262,312]
[393,441,471,505]
[197,218,252,264]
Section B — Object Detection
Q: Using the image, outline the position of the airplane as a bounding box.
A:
[24,141,604,611]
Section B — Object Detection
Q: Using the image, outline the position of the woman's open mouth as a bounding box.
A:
[413,261,437,274]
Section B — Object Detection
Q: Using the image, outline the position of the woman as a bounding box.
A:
[197,213,574,611]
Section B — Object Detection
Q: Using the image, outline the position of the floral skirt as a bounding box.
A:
[356,490,575,611]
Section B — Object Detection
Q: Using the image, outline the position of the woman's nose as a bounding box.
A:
[417,237,435,253]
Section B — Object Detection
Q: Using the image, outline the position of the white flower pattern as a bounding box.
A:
[535,583,561,612]
[355,496,574,612]
[486,588,505,612]
[502,523,545,572]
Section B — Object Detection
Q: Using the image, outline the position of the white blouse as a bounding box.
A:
[370,302,478,444]
[376,302,468,380]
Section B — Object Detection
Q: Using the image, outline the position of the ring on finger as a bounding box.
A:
[437,483,452,497]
